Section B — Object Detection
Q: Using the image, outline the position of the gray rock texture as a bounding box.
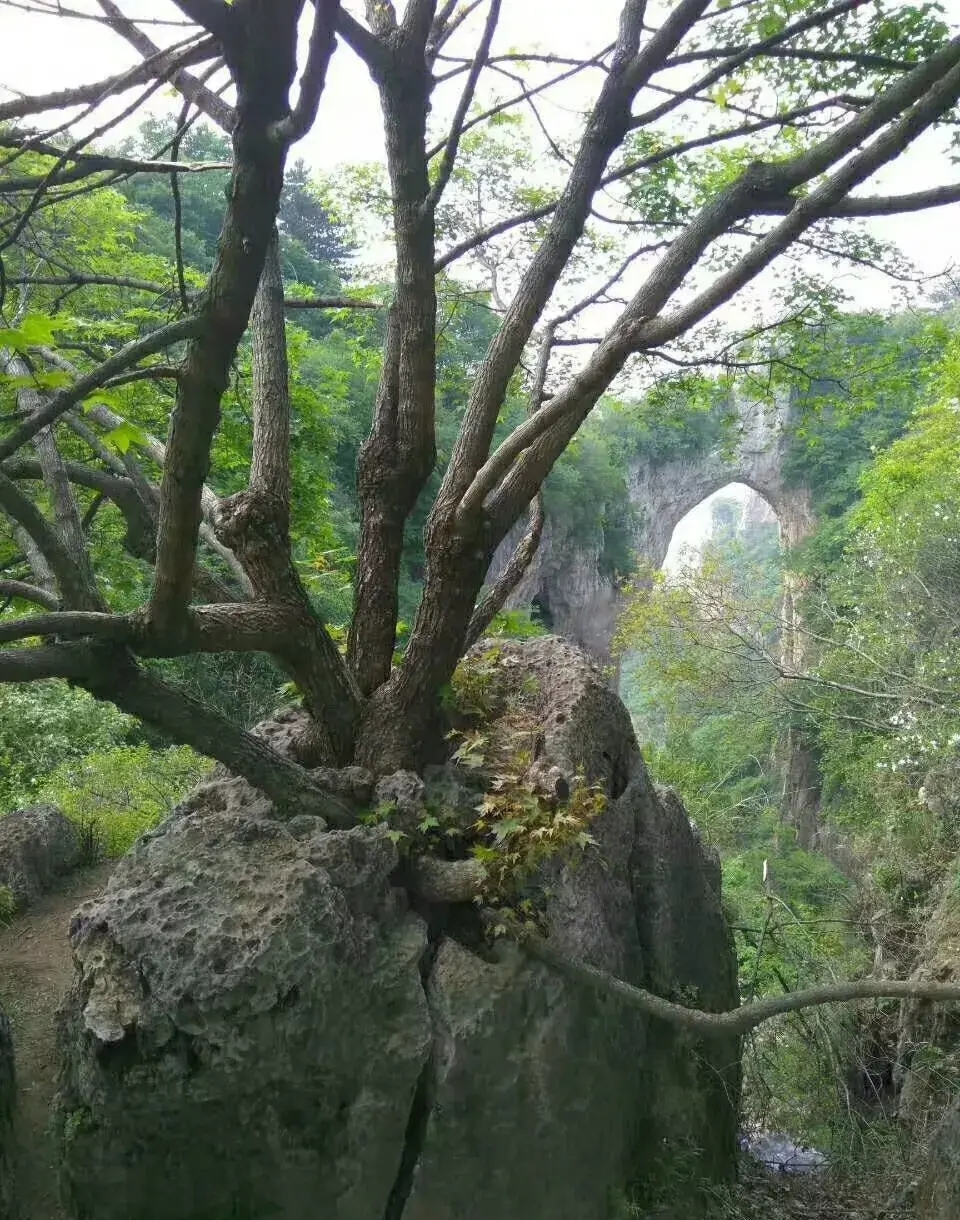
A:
[56,637,739,1220]
[0,1004,15,1220]
[0,805,79,911]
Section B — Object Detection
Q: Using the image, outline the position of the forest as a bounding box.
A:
[3,1,960,1218]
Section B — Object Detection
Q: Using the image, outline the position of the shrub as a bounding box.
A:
[0,681,132,810]
[40,744,213,858]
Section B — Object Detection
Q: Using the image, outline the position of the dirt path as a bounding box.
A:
[0,864,114,1220]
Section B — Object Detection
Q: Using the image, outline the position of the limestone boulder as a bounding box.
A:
[57,815,430,1220]
[56,636,739,1220]
[0,1005,15,1220]
[0,805,79,911]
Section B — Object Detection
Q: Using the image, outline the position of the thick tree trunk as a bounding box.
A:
[347,32,438,696]
[354,521,493,770]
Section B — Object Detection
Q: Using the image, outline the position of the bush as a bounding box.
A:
[40,744,213,858]
[0,681,132,810]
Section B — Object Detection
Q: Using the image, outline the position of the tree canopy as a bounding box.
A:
[1,0,960,805]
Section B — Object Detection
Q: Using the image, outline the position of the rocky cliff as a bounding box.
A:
[55,638,739,1220]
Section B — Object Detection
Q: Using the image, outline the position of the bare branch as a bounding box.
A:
[424,0,502,215]
[96,0,236,131]
[434,0,709,507]
[466,492,544,648]
[0,33,218,124]
[335,8,388,69]
[462,36,960,530]
[214,235,362,760]
[0,470,97,609]
[283,295,380,310]
[521,929,960,1039]
[148,5,310,633]
[756,182,960,218]
[272,0,341,144]
[0,141,232,194]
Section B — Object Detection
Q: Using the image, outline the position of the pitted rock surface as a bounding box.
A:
[0,806,79,911]
[56,637,739,1219]
[57,814,429,1220]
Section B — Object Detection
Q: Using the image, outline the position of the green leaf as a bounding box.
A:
[102,421,148,454]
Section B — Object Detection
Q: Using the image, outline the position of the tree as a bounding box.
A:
[5,0,960,1026]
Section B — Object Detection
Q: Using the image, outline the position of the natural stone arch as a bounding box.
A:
[493,387,816,663]
[490,387,822,846]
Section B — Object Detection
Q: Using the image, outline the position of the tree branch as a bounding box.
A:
[464,35,960,531]
[283,295,379,310]
[171,0,234,44]
[214,234,362,761]
[433,0,709,509]
[148,5,310,633]
[0,579,58,610]
[346,1,439,695]
[272,0,341,144]
[0,34,218,124]
[0,317,201,463]
[423,0,502,215]
[465,492,544,648]
[335,8,389,69]
[0,471,98,609]
[521,930,960,1040]
[96,0,236,131]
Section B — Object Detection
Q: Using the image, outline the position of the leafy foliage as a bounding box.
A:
[0,682,132,811]
[40,744,213,858]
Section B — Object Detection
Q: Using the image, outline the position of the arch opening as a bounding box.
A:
[662,482,781,576]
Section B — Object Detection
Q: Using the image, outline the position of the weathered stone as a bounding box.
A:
[312,765,375,806]
[375,770,426,823]
[490,386,814,665]
[917,1092,960,1220]
[0,805,79,911]
[56,637,739,1219]
[0,1004,15,1220]
[57,815,430,1220]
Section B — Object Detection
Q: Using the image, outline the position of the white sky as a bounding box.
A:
[2,0,960,288]
[1,0,960,295]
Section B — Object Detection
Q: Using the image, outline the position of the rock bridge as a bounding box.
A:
[497,387,815,662]
[493,387,822,844]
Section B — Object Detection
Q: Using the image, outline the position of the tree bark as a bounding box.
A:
[347,18,438,696]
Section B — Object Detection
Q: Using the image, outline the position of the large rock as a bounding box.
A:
[0,805,79,911]
[56,637,739,1220]
[0,1004,15,1220]
[917,1092,960,1220]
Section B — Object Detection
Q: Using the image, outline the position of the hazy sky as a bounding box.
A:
[3,0,960,287]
